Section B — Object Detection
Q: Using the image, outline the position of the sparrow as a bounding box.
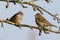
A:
[35,13,57,35]
[9,11,23,28]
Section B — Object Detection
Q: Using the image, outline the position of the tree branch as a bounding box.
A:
[0,20,60,34]
[0,0,60,35]
[21,2,60,23]
[0,1,60,23]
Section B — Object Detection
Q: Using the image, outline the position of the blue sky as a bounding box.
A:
[0,0,60,40]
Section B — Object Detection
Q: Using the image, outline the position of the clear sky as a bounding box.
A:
[0,0,60,40]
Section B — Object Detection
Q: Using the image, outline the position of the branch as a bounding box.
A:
[0,0,60,23]
[34,5,60,23]
[20,1,60,23]
[0,0,60,34]
[0,20,60,34]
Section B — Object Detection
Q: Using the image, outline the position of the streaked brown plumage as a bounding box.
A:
[9,11,23,27]
[35,13,57,35]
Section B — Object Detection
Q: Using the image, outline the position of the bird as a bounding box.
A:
[9,11,23,28]
[35,13,57,35]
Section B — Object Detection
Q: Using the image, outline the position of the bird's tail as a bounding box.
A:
[48,23,58,28]
[47,24,58,30]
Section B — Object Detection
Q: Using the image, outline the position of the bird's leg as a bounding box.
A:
[15,23,21,29]
[39,29,42,36]
[40,24,49,34]
[38,27,42,36]
[43,27,49,34]
[19,24,22,29]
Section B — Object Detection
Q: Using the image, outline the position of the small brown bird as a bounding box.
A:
[35,13,57,35]
[9,11,23,27]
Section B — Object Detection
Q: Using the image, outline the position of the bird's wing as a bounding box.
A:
[9,13,18,23]
[36,17,45,26]
[37,17,48,23]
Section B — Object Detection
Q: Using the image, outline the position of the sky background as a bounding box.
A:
[0,0,60,40]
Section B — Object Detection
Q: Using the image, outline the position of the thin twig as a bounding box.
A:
[33,5,60,23]
[1,22,3,27]
[20,1,60,23]
[35,6,43,14]
[0,0,60,34]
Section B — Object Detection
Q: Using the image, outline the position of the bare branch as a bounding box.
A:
[0,20,60,34]
[0,0,60,35]
[34,5,60,23]
[19,1,60,23]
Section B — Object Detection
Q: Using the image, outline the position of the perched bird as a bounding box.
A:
[35,13,57,35]
[9,11,23,27]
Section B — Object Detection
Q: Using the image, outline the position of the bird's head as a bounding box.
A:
[17,11,23,16]
[35,13,42,18]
